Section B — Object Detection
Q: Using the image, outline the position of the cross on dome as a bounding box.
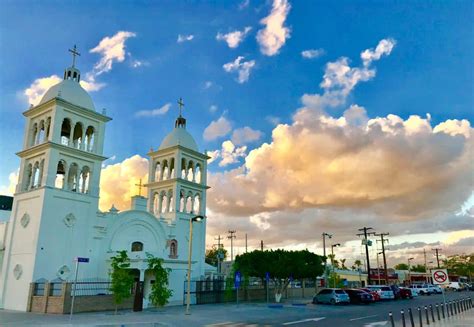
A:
[68,45,81,68]
[177,97,185,117]
[175,97,187,128]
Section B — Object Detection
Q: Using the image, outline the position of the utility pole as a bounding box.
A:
[432,248,442,268]
[357,227,376,285]
[375,232,389,285]
[423,249,429,283]
[228,230,236,262]
[245,234,248,253]
[260,240,264,251]
[214,235,223,274]
[322,233,332,287]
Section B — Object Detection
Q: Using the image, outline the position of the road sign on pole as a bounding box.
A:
[69,257,89,320]
[235,271,241,305]
[431,269,449,285]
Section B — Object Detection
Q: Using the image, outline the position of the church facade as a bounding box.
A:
[0,53,210,311]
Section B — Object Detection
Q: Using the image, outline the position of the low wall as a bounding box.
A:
[28,282,134,314]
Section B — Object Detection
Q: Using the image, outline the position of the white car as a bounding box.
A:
[410,284,433,295]
[425,284,442,294]
[368,285,395,300]
[447,282,464,291]
[405,286,419,297]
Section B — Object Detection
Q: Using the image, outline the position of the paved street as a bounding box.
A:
[0,292,472,327]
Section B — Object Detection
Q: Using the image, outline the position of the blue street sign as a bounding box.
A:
[235,271,241,288]
[76,257,89,263]
[265,272,270,282]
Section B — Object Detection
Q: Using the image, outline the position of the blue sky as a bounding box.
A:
[0,1,472,262]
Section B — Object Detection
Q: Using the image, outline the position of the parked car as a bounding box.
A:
[345,289,374,304]
[409,284,432,295]
[313,288,350,305]
[360,288,381,301]
[447,282,465,291]
[400,287,418,299]
[399,287,413,299]
[389,285,402,299]
[367,285,395,300]
[425,284,442,294]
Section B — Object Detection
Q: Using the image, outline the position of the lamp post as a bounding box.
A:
[331,243,340,288]
[408,257,414,285]
[185,215,204,315]
[377,252,383,285]
[322,233,332,287]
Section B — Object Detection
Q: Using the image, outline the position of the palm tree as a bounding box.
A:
[354,260,362,271]
[340,258,347,270]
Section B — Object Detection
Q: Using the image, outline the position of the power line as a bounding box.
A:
[375,232,389,285]
[228,230,236,262]
[432,248,442,268]
[357,227,376,285]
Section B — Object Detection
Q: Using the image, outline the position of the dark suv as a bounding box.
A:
[345,289,374,304]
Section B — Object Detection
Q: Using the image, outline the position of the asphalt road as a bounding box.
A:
[0,291,472,326]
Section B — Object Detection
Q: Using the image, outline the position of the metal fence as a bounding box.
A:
[70,278,113,296]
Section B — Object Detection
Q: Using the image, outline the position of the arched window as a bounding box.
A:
[32,162,40,188]
[55,160,66,189]
[45,117,51,140]
[193,194,201,214]
[72,123,83,149]
[169,158,175,179]
[67,163,79,191]
[195,164,201,183]
[152,192,160,215]
[131,241,143,252]
[186,193,193,213]
[168,191,174,212]
[169,239,178,258]
[187,161,194,182]
[60,119,71,146]
[179,190,185,212]
[79,166,90,193]
[24,163,33,191]
[161,193,168,214]
[85,126,95,152]
[31,123,38,146]
[154,162,161,182]
[181,158,187,179]
[38,120,45,144]
[162,160,169,181]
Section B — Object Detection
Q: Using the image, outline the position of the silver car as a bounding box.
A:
[313,288,350,305]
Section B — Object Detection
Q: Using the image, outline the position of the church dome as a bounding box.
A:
[39,79,95,111]
[159,126,199,152]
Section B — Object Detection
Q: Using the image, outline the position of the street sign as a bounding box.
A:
[234,271,241,288]
[431,269,449,285]
[265,272,270,282]
[76,257,89,263]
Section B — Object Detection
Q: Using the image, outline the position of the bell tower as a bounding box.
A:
[145,99,209,276]
[0,46,111,311]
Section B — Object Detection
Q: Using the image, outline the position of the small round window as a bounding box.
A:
[131,241,143,252]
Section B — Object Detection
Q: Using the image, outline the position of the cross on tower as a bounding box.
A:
[177,97,185,117]
[135,179,144,196]
[68,45,81,67]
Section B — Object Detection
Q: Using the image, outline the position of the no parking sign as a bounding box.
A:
[431,269,449,285]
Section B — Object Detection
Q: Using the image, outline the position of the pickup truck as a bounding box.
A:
[409,284,432,295]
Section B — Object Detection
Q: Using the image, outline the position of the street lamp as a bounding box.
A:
[408,257,415,285]
[330,243,340,288]
[322,233,332,287]
[185,215,204,315]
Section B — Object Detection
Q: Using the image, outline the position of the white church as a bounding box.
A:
[0,50,211,311]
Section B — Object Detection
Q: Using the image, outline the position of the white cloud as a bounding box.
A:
[209,105,218,113]
[266,115,281,126]
[135,103,172,118]
[216,27,252,48]
[301,48,325,59]
[231,126,263,145]
[203,116,232,141]
[208,140,247,167]
[361,38,396,67]
[302,38,397,112]
[256,0,291,56]
[177,34,194,43]
[0,170,19,196]
[24,75,62,106]
[130,59,149,68]
[223,56,256,83]
[90,31,136,75]
[204,81,213,89]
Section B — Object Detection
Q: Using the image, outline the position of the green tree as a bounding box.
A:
[354,260,362,271]
[411,264,427,273]
[328,271,344,288]
[109,251,134,313]
[394,263,409,270]
[443,254,474,279]
[146,253,173,307]
[340,258,347,270]
[205,246,228,267]
[233,249,324,302]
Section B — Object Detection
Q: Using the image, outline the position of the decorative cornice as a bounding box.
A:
[144,177,210,190]
[17,141,108,161]
[23,97,112,122]
[148,144,210,160]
